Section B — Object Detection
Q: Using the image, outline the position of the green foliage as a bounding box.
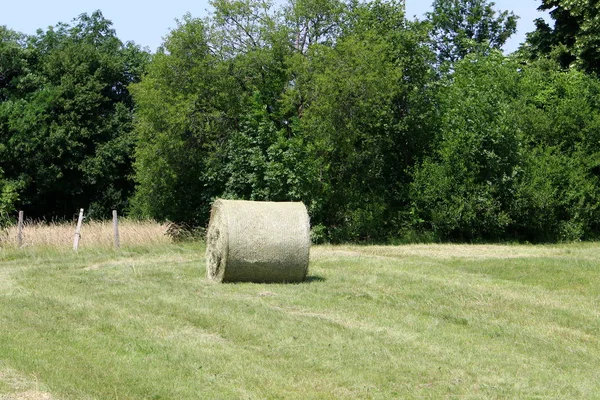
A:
[0,26,29,102]
[131,0,600,243]
[300,0,434,241]
[0,12,149,219]
[0,167,19,228]
[3,2,600,243]
[220,93,318,202]
[131,14,242,224]
[426,0,518,67]
[513,146,600,242]
[523,0,600,75]
[511,62,600,241]
[411,53,600,242]
[411,52,522,240]
[131,1,436,241]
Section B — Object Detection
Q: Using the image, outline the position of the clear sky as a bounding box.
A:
[2,0,551,53]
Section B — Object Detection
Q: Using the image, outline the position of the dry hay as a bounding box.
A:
[205,199,310,283]
[0,366,55,400]
[1,219,171,249]
[0,391,54,400]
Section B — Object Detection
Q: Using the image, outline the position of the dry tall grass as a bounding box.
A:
[0,219,172,249]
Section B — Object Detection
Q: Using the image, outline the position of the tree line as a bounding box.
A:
[1,0,600,243]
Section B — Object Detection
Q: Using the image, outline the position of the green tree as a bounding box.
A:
[209,0,317,205]
[131,14,242,224]
[292,0,435,240]
[410,53,600,242]
[284,0,346,54]
[0,27,29,102]
[512,60,600,241]
[132,3,322,224]
[131,1,438,242]
[426,0,517,67]
[410,52,523,240]
[513,146,600,242]
[0,166,19,228]
[0,12,149,218]
[523,0,600,74]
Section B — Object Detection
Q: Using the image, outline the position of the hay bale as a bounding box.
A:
[205,199,310,283]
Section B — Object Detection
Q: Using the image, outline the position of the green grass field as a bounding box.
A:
[1,243,599,399]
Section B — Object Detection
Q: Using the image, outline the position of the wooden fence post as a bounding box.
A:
[73,208,84,251]
[17,211,24,248]
[113,210,120,249]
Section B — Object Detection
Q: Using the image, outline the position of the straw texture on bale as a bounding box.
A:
[205,199,310,283]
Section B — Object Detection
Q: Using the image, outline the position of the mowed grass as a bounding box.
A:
[0,242,599,399]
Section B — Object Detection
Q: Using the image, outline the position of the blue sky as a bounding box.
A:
[3,0,550,53]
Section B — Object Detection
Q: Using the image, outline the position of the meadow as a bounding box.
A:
[0,224,599,399]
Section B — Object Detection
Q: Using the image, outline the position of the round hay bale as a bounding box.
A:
[205,199,311,283]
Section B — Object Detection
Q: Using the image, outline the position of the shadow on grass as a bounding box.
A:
[304,275,326,283]
[225,275,326,284]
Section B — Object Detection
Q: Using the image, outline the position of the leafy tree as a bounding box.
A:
[131,1,437,241]
[511,60,600,241]
[0,166,19,228]
[410,53,600,242]
[523,0,600,74]
[410,52,523,240]
[426,0,517,67]
[132,4,323,224]
[0,12,149,219]
[292,0,435,240]
[0,27,29,102]
[284,0,346,54]
[513,146,600,242]
[131,14,243,224]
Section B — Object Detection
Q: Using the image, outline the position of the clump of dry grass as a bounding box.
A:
[1,219,172,250]
[0,365,55,400]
